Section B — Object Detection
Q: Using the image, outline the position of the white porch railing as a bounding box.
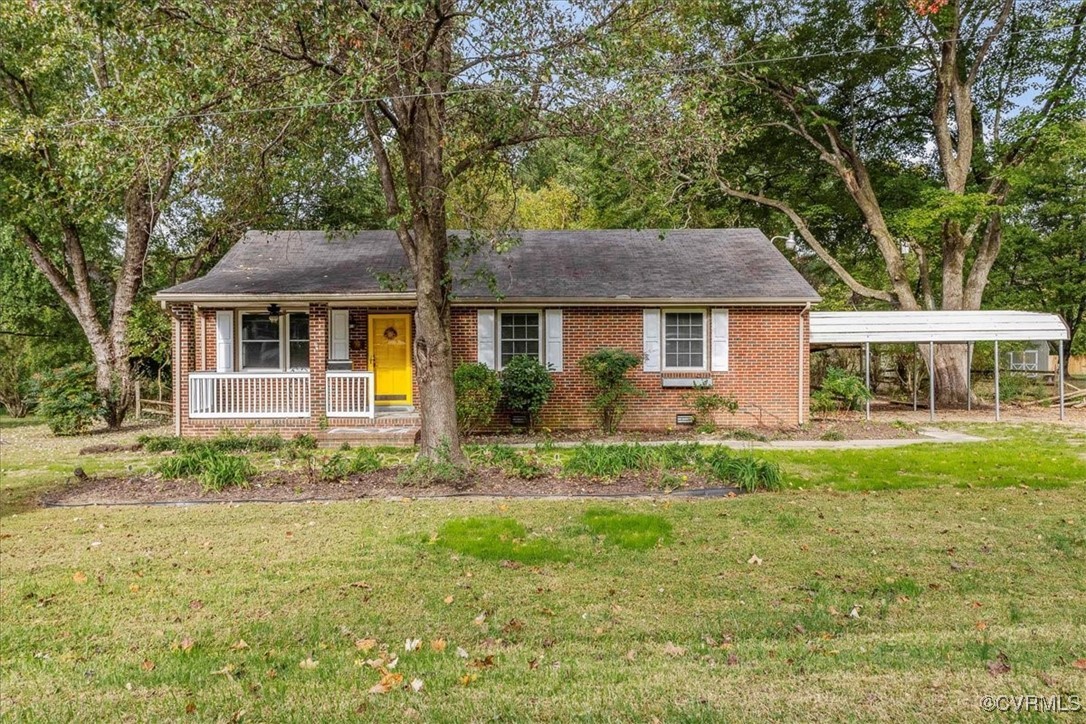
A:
[189,372,311,419]
[326,371,375,418]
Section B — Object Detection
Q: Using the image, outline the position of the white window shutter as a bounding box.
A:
[330,309,349,361]
[215,310,234,372]
[643,309,661,372]
[477,309,496,369]
[711,308,729,372]
[545,309,563,372]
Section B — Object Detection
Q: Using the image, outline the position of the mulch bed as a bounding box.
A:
[44,469,740,507]
[472,419,920,445]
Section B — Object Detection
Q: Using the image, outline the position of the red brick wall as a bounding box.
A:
[176,303,809,437]
[453,306,808,430]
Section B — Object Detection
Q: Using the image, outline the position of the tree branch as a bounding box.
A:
[713,178,896,304]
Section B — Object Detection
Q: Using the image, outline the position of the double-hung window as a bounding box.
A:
[498,311,541,367]
[239,312,310,371]
[663,311,705,370]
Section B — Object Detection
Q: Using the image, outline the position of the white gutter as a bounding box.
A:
[155,293,821,307]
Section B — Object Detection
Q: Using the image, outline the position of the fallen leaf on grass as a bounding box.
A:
[179,638,195,652]
[443,595,454,605]
[369,671,403,694]
[230,639,249,651]
[625,649,637,662]
[430,639,446,652]
[185,703,196,714]
[499,560,522,569]
[726,653,739,666]
[459,674,476,686]
[129,584,140,593]
[350,581,371,590]
[73,571,87,584]
[298,656,319,670]
[405,638,421,652]
[528,658,539,670]
[265,669,277,679]
[662,642,686,657]
[141,659,155,671]
[747,554,762,566]
[410,678,424,692]
[355,638,377,652]
[987,652,1011,677]
[974,621,987,631]
[212,664,236,676]
[1072,659,1086,670]
[468,655,495,669]
[456,647,469,659]
[189,599,204,611]
[849,606,861,619]
[473,612,488,627]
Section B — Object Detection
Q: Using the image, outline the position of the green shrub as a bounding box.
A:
[31,364,104,435]
[319,452,351,481]
[469,444,547,479]
[291,433,318,450]
[700,448,782,492]
[651,442,703,469]
[454,362,502,434]
[578,348,645,433]
[156,448,254,492]
[139,435,183,452]
[398,440,468,487]
[997,372,1048,403]
[817,367,873,411]
[350,446,383,474]
[820,429,845,441]
[500,355,554,429]
[139,433,288,454]
[682,384,739,432]
[810,389,838,414]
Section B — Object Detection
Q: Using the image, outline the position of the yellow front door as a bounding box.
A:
[369,314,413,407]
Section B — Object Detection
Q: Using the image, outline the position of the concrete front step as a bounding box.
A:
[319,426,420,447]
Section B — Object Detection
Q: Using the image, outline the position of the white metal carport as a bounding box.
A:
[809,311,1071,421]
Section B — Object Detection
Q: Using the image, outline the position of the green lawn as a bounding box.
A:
[2,421,1085,720]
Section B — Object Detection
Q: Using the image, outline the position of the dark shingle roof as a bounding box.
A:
[156,229,819,303]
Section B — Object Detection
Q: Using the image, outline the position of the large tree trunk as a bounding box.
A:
[932,343,971,406]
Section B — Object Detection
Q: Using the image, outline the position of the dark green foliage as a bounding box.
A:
[563,443,656,479]
[436,516,570,563]
[701,448,783,492]
[138,432,290,454]
[30,364,103,435]
[398,439,468,487]
[817,367,873,411]
[156,448,255,492]
[997,373,1048,403]
[318,446,384,481]
[468,444,548,479]
[499,355,554,427]
[581,507,672,550]
[453,362,502,434]
[578,348,644,433]
[682,385,738,432]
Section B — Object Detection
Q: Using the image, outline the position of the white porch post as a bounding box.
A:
[994,340,1000,422]
[966,342,973,412]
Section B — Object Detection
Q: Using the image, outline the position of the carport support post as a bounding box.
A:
[966,342,973,412]
[913,345,919,411]
[1059,339,1065,421]
[929,341,935,422]
[994,340,1001,422]
[864,342,871,421]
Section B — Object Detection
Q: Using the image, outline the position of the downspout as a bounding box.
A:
[798,303,810,425]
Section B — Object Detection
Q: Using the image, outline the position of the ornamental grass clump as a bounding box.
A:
[156,447,255,492]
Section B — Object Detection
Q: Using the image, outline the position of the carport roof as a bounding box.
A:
[809,310,1070,345]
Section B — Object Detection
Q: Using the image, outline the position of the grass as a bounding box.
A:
[2,489,1085,720]
[580,507,672,550]
[762,423,1086,491]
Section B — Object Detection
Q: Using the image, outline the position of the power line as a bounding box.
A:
[0,21,1080,138]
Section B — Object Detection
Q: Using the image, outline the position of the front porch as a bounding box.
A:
[170,301,421,440]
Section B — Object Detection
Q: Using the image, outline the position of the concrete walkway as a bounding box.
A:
[507,427,986,451]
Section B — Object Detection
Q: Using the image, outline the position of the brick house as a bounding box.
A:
[155,229,820,439]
